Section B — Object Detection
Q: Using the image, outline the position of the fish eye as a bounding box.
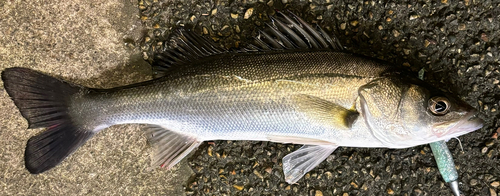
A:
[428,97,450,115]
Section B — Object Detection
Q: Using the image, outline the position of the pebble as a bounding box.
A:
[350,20,358,26]
[481,33,489,42]
[219,25,231,37]
[482,147,488,154]
[393,30,400,37]
[310,3,317,10]
[490,188,497,196]
[424,40,431,47]
[340,23,346,30]
[324,171,332,179]
[387,188,394,194]
[253,170,264,179]
[458,23,466,30]
[208,145,213,156]
[244,8,253,19]
[233,184,244,191]
[410,15,420,20]
[231,13,238,19]
[403,49,410,55]
[315,190,323,196]
[470,179,478,186]
[350,182,358,188]
[361,183,368,190]
[267,0,273,6]
[492,181,500,187]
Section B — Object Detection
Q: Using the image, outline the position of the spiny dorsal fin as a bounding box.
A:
[151,11,344,78]
[151,29,227,78]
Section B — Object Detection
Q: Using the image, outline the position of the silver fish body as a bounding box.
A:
[74,51,388,147]
[1,12,483,184]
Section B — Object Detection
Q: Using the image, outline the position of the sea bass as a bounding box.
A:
[1,12,483,184]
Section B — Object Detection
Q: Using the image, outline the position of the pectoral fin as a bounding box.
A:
[282,145,338,184]
[292,94,359,130]
[145,125,201,169]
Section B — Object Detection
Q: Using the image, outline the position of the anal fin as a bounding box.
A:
[145,125,201,169]
[282,145,338,184]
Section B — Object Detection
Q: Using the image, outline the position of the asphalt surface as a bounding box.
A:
[1,0,500,195]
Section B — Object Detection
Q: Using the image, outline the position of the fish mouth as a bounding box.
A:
[436,109,484,139]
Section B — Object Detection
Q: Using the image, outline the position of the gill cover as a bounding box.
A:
[358,77,431,148]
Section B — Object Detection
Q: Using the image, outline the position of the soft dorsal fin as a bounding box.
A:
[151,11,344,78]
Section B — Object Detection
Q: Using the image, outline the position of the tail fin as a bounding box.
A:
[2,67,94,174]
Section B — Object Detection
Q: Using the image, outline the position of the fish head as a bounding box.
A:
[424,93,484,141]
[359,77,483,148]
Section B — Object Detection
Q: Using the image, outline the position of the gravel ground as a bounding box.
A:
[1,0,500,195]
[140,0,500,195]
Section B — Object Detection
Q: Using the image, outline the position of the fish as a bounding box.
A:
[1,11,483,184]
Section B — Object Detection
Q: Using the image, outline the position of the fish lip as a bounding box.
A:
[438,109,484,139]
